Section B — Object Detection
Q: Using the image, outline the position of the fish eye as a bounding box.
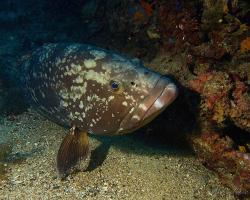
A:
[144,71,149,75]
[130,81,136,86]
[110,80,120,91]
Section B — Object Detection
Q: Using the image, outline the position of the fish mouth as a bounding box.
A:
[117,76,178,134]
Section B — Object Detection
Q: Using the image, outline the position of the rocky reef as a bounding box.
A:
[76,0,250,196]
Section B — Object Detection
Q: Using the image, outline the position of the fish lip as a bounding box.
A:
[141,82,178,122]
[117,76,178,134]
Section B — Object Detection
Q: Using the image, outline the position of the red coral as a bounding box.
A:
[240,37,250,53]
[229,76,250,132]
[189,72,232,119]
[157,0,201,51]
[140,0,154,17]
[189,71,250,129]
[192,131,250,196]
[189,71,250,195]
[191,43,227,60]
[188,72,213,93]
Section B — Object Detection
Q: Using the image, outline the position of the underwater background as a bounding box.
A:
[0,0,249,199]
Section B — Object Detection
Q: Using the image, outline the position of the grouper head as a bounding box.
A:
[117,73,178,134]
[84,52,178,135]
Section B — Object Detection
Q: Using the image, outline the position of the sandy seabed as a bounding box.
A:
[0,110,234,200]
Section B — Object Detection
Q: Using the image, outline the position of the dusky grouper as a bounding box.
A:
[21,43,178,177]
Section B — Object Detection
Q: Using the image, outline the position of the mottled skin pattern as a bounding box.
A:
[21,43,178,136]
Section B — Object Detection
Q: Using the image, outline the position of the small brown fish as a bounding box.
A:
[21,43,178,177]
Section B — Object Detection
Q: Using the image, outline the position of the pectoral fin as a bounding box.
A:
[56,125,90,178]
